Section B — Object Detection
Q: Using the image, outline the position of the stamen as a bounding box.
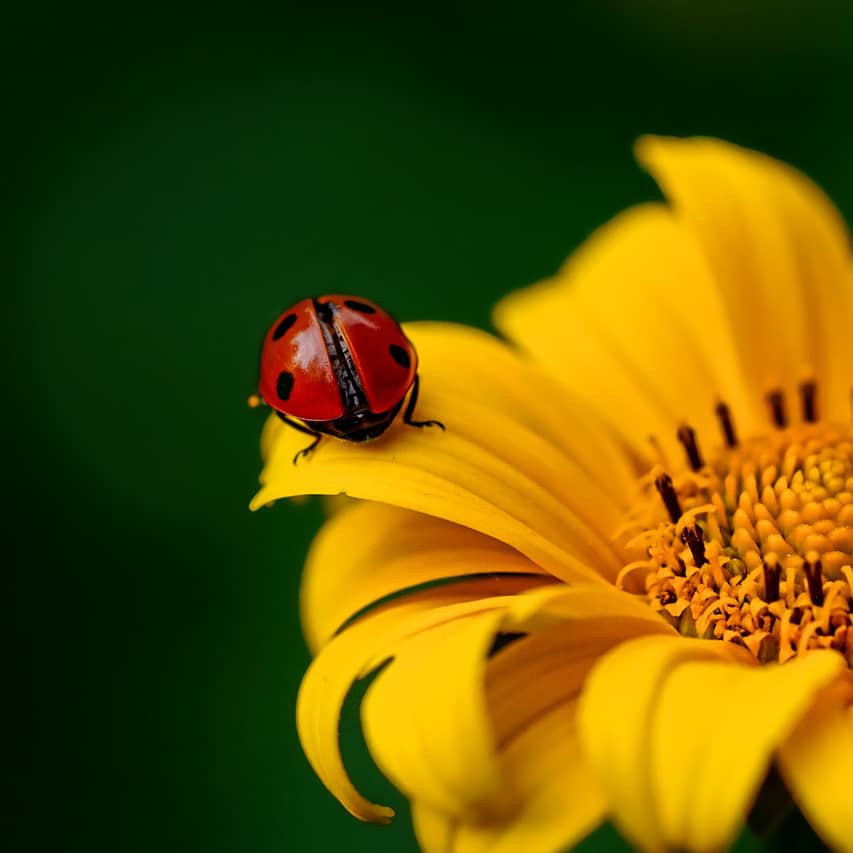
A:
[679,524,707,567]
[799,380,817,423]
[804,553,824,606]
[654,472,682,523]
[766,389,787,428]
[676,424,704,471]
[714,400,738,447]
[763,555,781,603]
[625,413,852,665]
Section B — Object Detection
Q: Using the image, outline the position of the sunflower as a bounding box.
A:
[251,137,853,852]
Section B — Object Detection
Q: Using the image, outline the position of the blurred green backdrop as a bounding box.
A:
[6,2,853,851]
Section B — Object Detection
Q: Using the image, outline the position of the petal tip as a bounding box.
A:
[248,490,269,511]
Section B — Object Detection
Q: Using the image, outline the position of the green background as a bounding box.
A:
[6,3,852,851]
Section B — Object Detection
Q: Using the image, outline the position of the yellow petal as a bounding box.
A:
[361,609,511,820]
[778,675,853,853]
[410,322,639,504]
[296,576,553,822]
[302,501,547,654]
[496,138,853,458]
[414,705,607,853]
[361,584,672,821]
[254,323,633,584]
[494,203,751,463]
[637,136,853,425]
[579,636,844,852]
[412,800,455,853]
[486,606,673,752]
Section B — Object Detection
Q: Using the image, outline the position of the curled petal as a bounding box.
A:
[361,610,511,820]
[361,584,672,822]
[296,577,554,822]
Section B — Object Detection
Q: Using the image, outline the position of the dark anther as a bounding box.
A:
[804,557,824,606]
[714,401,738,448]
[680,524,707,567]
[654,472,682,523]
[766,389,787,429]
[762,557,781,602]
[799,380,817,423]
[676,424,704,471]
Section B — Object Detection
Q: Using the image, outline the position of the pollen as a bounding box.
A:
[617,389,853,666]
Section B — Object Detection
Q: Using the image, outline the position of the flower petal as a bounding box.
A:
[637,136,853,425]
[412,800,455,853]
[449,594,673,852]
[302,501,547,654]
[485,612,673,753]
[254,323,633,584]
[361,584,672,821]
[778,674,853,853]
[409,322,639,503]
[361,609,511,820]
[494,203,750,462]
[414,705,607,853]
[296,576,553,822]
[496,137,853,457]
[578,636,844,852]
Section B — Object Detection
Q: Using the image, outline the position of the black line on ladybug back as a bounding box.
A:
[312,297,368,415]
[344,299,376,314]
[272,313,297,341]
[313,299,335,324]
[276,371,295,401]
[389,344,411,369]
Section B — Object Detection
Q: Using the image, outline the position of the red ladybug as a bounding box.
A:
[257,295,444,462]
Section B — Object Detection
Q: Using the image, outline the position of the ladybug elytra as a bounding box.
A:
[257,295,444,462]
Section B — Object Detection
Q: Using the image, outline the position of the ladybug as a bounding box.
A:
[257,295,444,463]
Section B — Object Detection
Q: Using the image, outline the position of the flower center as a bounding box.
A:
[618,385,853,666]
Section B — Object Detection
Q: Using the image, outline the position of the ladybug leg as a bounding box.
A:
[292,434,322,465]
[275,411,323,464]
[402,375,445,431]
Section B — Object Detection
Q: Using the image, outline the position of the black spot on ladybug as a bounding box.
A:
[344,299,376,314]
[276,371,295,401]
[389,344,411,368]
[272,313,297,341]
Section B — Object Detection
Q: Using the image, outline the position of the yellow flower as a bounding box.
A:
[251,137,853,852]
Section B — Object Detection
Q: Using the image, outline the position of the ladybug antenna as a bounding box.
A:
[247,394,265,409]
